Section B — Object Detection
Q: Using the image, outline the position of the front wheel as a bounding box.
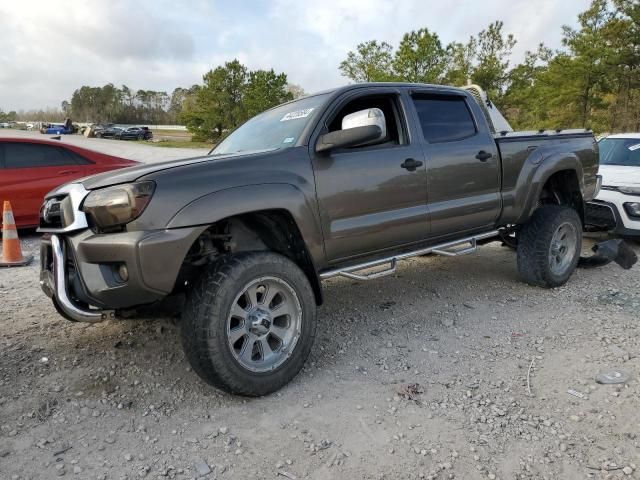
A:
[181,252,317,396]
[517,205,582,288]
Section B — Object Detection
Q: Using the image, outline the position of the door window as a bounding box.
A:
[327,94,407,149]
[3,143,77,168]
[412,95,476,143]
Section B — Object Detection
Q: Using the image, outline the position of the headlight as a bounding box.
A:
[81,181,155,231]
[623,202,640,218]
[618,186,640,196]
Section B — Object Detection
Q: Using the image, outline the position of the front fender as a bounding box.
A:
[166,183,326,269]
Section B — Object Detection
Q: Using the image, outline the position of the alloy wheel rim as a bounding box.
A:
[548,222,578,275]
[226,276,302,373]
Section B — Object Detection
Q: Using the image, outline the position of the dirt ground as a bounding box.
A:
[1,235,639,480]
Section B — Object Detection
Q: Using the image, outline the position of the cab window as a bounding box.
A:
[412,94,477,143]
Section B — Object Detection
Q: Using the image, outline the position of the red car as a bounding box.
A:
[0,137,138,228]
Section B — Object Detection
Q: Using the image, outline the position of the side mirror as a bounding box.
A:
[342,108,387,139]
[316,125,383,153]
[316,108,387,153]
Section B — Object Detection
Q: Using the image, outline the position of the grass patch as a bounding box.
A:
[151,129,191,138]
[150,140,214,149]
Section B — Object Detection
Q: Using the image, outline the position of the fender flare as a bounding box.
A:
[512,152,584,225]
[167,182,326,292]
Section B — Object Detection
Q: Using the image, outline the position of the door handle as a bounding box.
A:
[400,158,423,171]
[58,170,79,175]
[475,151,492,162]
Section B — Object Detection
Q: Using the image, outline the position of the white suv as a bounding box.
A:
[587,133,640,238]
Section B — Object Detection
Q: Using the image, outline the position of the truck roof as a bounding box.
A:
[312,82,468,97]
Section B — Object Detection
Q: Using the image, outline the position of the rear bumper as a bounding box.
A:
[40,226,204,321]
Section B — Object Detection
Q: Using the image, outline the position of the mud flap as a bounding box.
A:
[578,239,637,270]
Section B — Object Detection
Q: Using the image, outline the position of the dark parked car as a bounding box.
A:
[117,127,153,141]
[39,83,599,396]
[95,126,123,139]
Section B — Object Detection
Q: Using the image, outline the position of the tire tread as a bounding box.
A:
[181,252,316,396]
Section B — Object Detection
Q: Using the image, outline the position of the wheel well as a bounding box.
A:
[176,210,323,305]
[539,170,584,223]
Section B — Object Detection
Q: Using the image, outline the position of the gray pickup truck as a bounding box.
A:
[39,83,599,395]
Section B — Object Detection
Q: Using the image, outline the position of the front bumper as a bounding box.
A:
[40,227,205,322]
[586,189,640,238]
[40,235,115,322]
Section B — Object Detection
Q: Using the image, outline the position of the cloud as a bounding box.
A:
[0,0,591,111]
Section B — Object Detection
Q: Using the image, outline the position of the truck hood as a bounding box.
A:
[80,150,275,190]
[81,155,214,189]
[598,165,640,187]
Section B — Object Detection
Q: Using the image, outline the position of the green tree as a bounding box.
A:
[181,60,293,141]
[392,28,447,83]
[558,0,613,128]
[244,69,292,118]
[182,60,247,140]
[0,109,17,122]
[339,40,394,82]
[286,83,306,100]
[471,21,517,103]
[501,44,553,128]
[443,38,477,86]
[605,0,640,131]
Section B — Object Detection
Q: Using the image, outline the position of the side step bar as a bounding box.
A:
[319,230,500,281]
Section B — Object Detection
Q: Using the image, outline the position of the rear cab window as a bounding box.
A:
[411,94,477,143]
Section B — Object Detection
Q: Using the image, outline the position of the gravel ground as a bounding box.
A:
[1,234,638,480]
[0,130,210,163]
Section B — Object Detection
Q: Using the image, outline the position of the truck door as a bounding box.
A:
[311,90,429,263]
[409,92,501,238]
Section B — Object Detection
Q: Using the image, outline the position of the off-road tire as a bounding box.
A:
[181,252,317,396]
[517,205,582,288]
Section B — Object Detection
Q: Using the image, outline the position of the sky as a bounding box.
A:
[0,0,592,112]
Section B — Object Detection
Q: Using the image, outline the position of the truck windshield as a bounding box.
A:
[599,138,640,166]
[211,94,329,156]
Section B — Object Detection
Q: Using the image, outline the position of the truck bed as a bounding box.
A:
[494,129,599,225]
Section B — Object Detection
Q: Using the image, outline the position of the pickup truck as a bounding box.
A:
[38,83,599,396]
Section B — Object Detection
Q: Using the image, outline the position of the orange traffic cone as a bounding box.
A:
[0,201,34,267]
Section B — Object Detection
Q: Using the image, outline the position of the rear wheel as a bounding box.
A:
[517,205,582,287]
[181,252,317,396]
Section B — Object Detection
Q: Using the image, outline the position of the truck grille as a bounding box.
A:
[39,196,66,229]
[37,183,91,233]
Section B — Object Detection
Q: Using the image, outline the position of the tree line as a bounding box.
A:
[61,84,198,125]
[19,63,302,141]
[339,0,638,132]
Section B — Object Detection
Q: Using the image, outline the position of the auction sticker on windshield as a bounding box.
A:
[628,143,640,151]
[281,108,314,122]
